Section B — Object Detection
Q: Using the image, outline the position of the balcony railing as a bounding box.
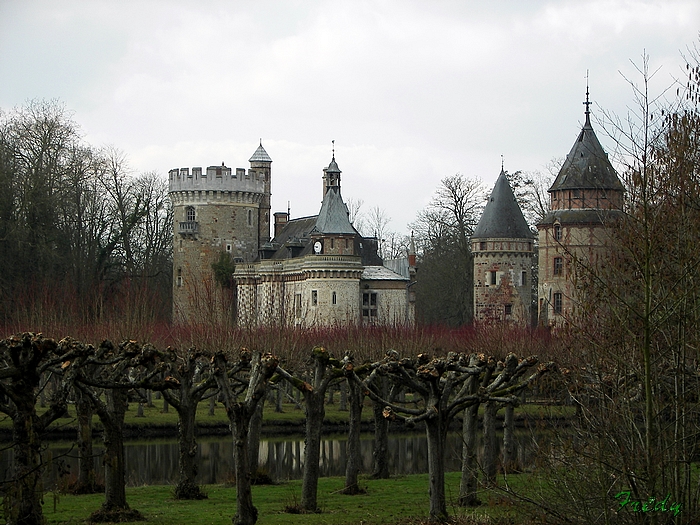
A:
[179,221,199,235]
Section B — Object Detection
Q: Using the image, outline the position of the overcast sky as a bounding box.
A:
[1,1,697,235]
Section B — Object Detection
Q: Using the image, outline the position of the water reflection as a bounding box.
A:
[0,431,540,488]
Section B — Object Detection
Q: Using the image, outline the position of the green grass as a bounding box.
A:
[24,472,534,525]
[0,398,574,433]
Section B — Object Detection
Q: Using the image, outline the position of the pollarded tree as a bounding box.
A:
[0,333,90,525]
[275,346,345,512]
[354,350,551,522]
[157,347,217,500]
[73,339,178,523]
[211,349,279,525]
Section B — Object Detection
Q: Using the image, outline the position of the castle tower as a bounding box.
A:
[249,142,272,244]
[472,169,534,325]
[169,144,272,323]
[537,92,624,326]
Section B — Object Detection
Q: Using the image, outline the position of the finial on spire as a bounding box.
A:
[260,138,262,146]
[332,139,335,159]
[501,154,504,172]
[583,70,592,124]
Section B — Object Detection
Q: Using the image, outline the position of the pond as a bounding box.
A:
[1,430,542,488]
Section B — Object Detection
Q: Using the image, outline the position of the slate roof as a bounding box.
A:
[472,169,533,240]
[549,112,623,192]
[325,156,341,173]
[249,143,272,163]
[268,216,317,259]
[312,186,357,235]
[362,265,408,281]
[538,208,624,226]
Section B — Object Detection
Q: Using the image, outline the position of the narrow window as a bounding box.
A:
[554,224,562,241]
[490,271,497,285]
[331,238,335,249]
[332,291,337,305]
[553,292,563,314]
[312,290,318,306]
[521,271,527,286]
[554,257,563,276]
[294,294,302,318]
[480,241,486,250]
[248,209,253,226]
[504,304,513,316]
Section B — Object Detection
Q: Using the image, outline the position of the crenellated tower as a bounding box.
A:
[169,144,272,323]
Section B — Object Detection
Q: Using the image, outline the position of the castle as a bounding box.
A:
[169,146,415,326]
[169,92,622,328]
[472,92,624,327]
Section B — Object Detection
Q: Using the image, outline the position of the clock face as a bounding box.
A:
[314,241,322,254]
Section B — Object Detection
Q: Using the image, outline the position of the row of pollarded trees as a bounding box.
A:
[0,332,555,525]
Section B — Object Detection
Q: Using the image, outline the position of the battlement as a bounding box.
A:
[168,164,266,194]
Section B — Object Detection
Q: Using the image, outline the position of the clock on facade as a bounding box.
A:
[313,241,322,254]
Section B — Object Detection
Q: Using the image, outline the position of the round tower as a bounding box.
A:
[537,91,624,326]
[472,169,535,325]
[169,144,272,323]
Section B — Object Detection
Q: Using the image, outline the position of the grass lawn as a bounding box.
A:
[30,472,536,525]
[0,398,574,434]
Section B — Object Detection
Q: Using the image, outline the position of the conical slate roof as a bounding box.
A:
[325,156,341,173]
[472,170,533,240]
[549,112,622,192]
[249,143,272,163]
[313,186,356,235]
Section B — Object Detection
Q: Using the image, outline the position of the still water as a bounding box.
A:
[1,431,539,487]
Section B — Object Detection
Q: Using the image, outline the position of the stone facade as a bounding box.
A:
[472,170,534,326]
[536,97,624,326]
[170,160,269,324]
[169,146,416,326]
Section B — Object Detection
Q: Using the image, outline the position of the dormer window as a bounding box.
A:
[554,224,562,241]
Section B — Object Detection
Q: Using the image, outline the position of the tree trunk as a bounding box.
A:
[232,405,258,525]
[5,398,45,525]
[483,400,498,485]
[247,397,265,478]
[162,396,169,413]
[102,388,130,511]
[502,403,517,473]
[370,378,390,479]
[301,391,325,511]
[75,391,99,494]
[275,384,283,413]
[174,397,205,499]
[339,380,348,411]
[425,416,448,522]
[459,401,480,506]
[341,378,364,494]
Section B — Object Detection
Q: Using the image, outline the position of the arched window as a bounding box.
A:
[186,207,196,222]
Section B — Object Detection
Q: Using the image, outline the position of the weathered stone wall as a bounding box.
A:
[472,237,534,325]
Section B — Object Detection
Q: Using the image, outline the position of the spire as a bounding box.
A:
[249,141,272,163]
[472,168,533,240]
[583,71,592,127]
[548,91,623,193]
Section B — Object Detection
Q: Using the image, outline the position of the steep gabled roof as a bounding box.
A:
[249,143,272,163]
[549,111,623,193]
[472,169,533,240]
[312,186,357,235]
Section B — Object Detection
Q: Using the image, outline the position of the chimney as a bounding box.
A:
[274,212,289,238]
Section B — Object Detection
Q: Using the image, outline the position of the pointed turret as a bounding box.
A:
[249,142,272,163]
[473,169,533,240]
[322,155,342,196]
